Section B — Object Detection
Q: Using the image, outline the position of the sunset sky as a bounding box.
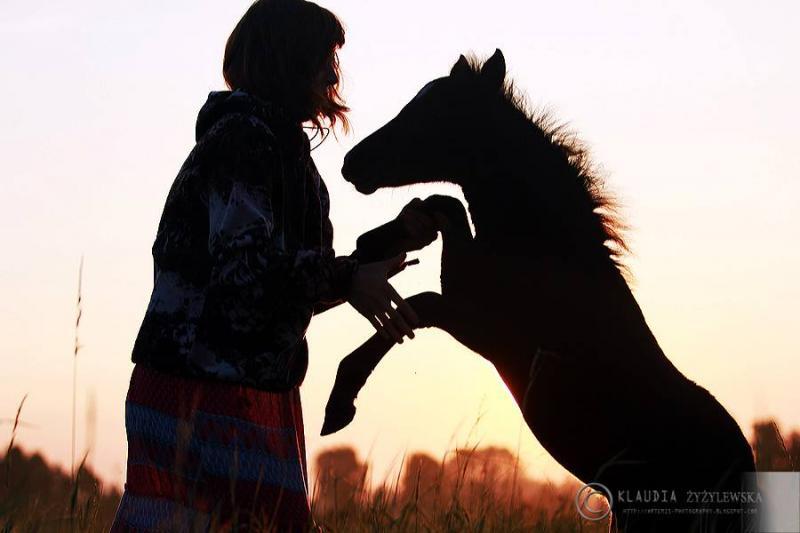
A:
[1,0,798,490]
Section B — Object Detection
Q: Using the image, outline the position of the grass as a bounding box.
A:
[0,441,607,532]
[2,404,800,532]
[2,414,798,532]
[310,445,608,532]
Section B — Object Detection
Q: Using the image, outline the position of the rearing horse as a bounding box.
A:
[325,50,755,531]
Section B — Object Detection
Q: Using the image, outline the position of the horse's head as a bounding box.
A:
[342,49,507,194]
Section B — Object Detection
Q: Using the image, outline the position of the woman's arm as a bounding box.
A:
[313,285,353,314]
[314,200,434,315]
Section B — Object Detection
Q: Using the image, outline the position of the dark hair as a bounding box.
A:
[223,0,349,134]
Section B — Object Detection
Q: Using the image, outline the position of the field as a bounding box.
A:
[1,418,797,532]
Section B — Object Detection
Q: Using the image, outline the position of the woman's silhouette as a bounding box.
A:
[111,1,431,530]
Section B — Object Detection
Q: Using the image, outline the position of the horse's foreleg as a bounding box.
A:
[323,197,475,436]
[320,333,394,435]
[321,291,465,435]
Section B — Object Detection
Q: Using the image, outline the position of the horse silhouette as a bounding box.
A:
[324,50,755,531]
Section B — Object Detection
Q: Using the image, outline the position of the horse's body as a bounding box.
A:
[325,51,754,531]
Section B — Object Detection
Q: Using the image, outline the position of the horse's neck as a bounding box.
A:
[460,111,567,251]
[459,119,687,387]
[461,146,662,341]
[460,177,684,394]
[461,173,541,249]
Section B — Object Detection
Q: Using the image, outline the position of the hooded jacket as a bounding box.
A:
[131,89,358,390]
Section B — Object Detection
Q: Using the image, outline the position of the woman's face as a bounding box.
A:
[313,53,338,95]
[299,50,343,125]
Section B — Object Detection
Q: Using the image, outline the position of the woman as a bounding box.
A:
[111,1,435,530]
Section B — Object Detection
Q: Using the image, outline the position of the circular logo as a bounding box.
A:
[575,482,613,521]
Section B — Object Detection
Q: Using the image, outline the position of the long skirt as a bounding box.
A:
[111,364,312,532]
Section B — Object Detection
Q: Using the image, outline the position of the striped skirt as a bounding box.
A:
[111,364,312,532]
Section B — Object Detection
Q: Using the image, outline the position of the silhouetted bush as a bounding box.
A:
[0,447,121,531]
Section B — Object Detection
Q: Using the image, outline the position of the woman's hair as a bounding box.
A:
[223,0,349,134]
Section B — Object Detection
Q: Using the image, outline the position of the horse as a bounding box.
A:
[324,50,755,531]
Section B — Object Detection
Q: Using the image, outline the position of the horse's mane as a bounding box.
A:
[463,55,629,272]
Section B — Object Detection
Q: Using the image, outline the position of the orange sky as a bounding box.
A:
[1,0,798,490]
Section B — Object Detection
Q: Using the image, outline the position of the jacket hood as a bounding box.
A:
[195,89,294,142]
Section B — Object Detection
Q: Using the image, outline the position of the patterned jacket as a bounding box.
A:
[131,89,358,391]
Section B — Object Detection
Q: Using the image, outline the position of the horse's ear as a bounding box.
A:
[481,49,506,91]
[450,54,471,78]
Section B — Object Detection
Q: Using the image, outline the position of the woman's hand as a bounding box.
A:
[347,254,419,343]
[396,198,438,252]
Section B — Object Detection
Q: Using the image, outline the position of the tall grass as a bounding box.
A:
[4,396,27,490]
[2,414,798,532]
[310,445,609,532]
[0,442,605,532]
[72,255,84,480]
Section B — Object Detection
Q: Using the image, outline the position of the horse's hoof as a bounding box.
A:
[320,403,357,436]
